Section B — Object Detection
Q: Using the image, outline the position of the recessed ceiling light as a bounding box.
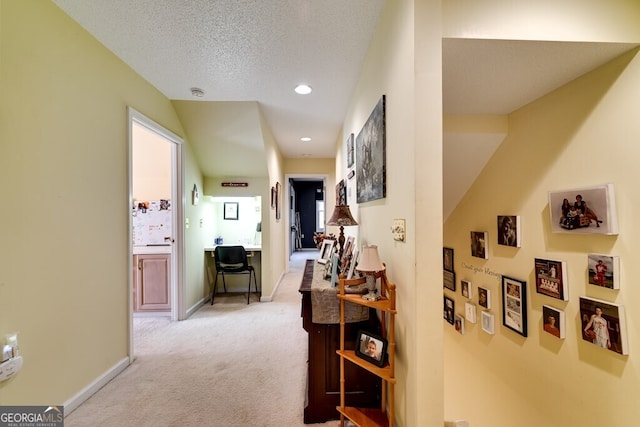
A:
[300,137,311,142]
[294,84,312,95]
[301,154,312,157]
[191,87,205,97]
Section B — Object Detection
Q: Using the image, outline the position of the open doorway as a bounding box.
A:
[128,108,184,360]
[286,176,327,270]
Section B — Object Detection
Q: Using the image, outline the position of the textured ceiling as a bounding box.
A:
[51,1,638,212]
[52,0,385,163]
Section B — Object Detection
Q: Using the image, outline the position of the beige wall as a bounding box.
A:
[443,0,640,42]
[339,1,444,426]
[132,123,172,201]
[0,0,187,404]
[443,48,640,426]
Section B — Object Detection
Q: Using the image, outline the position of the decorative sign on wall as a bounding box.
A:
[221,182,248,187]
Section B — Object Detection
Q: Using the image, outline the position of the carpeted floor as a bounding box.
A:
[65,250,344,427]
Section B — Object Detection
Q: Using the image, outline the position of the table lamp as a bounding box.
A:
[356,244,385,301]
[326,205,358,261]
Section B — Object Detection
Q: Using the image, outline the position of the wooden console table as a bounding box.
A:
[299,259,381,424]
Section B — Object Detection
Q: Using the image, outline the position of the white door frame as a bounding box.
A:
[127,107,185,362]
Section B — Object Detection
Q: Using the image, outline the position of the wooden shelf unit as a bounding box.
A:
[337,272,396,427]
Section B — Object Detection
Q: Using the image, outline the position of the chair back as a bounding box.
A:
[214,246,249,270]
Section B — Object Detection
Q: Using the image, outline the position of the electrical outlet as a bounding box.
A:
[392,219,405,241]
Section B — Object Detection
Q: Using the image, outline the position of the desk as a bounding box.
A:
[299,260,381,423]
[204,245,262,293]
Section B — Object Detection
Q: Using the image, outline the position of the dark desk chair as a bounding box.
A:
[211,245,258,304]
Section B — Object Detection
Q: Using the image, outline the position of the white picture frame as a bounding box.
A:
[317,239,335,264]
[481,311,495,335]
[465,302,477,324]
[347,249,359,279]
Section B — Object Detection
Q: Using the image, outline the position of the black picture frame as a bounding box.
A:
[443,295,455,325]
[355,330,387,368]
[502,275,527,337]
[223,202,239,220]
[443,247,454,272]
[443,270,456,291]
[346,133,355,168]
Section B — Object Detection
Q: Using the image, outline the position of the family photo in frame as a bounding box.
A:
[548,183,618,235]
[355,330,387,367]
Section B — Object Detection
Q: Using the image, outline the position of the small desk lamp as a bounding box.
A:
[326,205,358,261]
[356,244,385,301]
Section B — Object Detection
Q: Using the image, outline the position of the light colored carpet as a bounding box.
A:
[65,250,344,427]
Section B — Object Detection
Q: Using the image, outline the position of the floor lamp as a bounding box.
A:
[326,205,358,261]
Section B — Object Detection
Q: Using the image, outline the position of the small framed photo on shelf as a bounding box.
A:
[461,280,472,299]
[355,330,387,367]
[497,215,521,247]
[502,275,527,337]
[443,270,456,291]
[470,231,488,259]
[465,302,477,324]
[548,183,618,235]
[347,249,359,279]
[443,247,454,272]
[542,305,565,339]
[534,258,568,301]
[587,253,620,289]
[329,253,339,287]
[317,239,335,264]
[223,202,239,220]
[579,297,628,355]
[481,311,495,335]
[478,287,491,309]
[444,295,455,325]
[454,314,465,335]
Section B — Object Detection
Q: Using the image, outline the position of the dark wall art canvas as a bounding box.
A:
[356,95,386,203]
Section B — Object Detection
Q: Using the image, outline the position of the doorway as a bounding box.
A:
[285,175,327,270]
[128,108,184,360]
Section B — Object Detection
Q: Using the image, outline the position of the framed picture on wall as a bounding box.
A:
[535,258,568,300]
[502,276,527,337]
[470,231,488,259]
[346,133,355,168]
[579,297,628,355]
[587,253,620,289]
[542,305,565,339]
[356,95,386,203]
[481,311,495,335]
[223,202,239,220]
[444,295,455,325]
[549,183,618,235]
[497,215,520,247]
[443,247,454,272]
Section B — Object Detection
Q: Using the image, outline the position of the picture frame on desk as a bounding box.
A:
[355,330,387,368]
[317,239,335,264]
[347,249,359,279]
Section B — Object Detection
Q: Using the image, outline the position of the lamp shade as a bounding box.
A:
[356,244,385,272]
[326,205,358,227]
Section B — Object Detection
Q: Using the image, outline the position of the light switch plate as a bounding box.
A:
[392,219,405,241]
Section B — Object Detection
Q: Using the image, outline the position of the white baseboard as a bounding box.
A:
[63,357,130,416]
[260,271,285,302]
[185,297,207,318]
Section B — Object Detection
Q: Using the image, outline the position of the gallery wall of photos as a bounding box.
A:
[443,183,628,356]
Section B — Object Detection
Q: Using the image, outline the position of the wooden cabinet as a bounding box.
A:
[133,254,171,312]
[299,260,381,424]
[337,271,396,426]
